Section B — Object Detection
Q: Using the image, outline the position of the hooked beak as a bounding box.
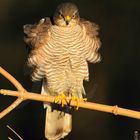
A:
[65,15,71,25]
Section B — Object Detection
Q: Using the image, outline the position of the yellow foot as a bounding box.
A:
[72,95,87,110]
[54,92,69,107]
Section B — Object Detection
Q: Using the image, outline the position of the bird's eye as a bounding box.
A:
[58,11,64,18]
[72,14,75,18]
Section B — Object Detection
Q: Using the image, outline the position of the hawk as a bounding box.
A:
[24,2,101,140]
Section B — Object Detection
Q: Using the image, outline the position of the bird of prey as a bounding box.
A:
[23,2,101,140]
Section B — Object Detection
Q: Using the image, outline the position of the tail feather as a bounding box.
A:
[45,106,72,140]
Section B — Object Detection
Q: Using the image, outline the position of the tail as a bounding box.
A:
[45,106,72,140]
[41,83,72,140]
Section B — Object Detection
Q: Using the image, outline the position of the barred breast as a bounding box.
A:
[29,24,100,96]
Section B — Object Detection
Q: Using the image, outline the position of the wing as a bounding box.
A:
[24,17,52,50]
[23,17,52,81]
[80,18,101,63]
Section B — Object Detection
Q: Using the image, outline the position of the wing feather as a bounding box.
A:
[23,17,52,49]
[80,18,101,63]
[23,17,52,81]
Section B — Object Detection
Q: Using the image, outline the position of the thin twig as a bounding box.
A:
[0,67,25,91]
[0,67,25,119]
[0,67,140,120]
[8,137,13,140]
[7,125,23,140]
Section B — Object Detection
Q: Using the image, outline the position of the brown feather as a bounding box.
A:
[80,18,100,37]
[23,17,52,49]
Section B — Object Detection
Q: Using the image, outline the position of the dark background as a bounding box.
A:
[0,0,140,140]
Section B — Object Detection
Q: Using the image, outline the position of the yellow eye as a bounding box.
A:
[58,11,63,18]
[72,14,75,18]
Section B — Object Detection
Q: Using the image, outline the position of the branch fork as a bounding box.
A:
[0,66,140,119]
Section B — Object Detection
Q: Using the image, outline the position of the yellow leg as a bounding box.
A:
[72,95,87,110]
[54,92,69,107]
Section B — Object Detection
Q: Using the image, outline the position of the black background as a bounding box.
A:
[0,0,140,140]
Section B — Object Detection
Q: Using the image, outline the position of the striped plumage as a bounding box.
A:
[24,2,101,140]
[28,24,100,96]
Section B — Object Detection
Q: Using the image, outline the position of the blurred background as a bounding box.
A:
[0,0,140,139]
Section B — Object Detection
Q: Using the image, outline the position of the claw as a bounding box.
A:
[72,95,87,110]
[54,92,69,107]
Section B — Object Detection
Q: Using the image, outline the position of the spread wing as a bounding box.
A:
[80,18,101,63]
[23,17,52,80]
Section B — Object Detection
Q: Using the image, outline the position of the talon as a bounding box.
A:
[72,96,87,110]
[54,92,69,107]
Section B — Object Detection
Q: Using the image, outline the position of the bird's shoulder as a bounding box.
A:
[23,17,52,49]
[79,18,99,38]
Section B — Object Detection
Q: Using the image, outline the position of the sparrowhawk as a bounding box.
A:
[24,2,101,140]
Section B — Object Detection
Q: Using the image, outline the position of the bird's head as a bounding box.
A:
[53,2,80,27]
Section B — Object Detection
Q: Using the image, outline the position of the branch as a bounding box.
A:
[0,67,25,119]
[0,67,140,120]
